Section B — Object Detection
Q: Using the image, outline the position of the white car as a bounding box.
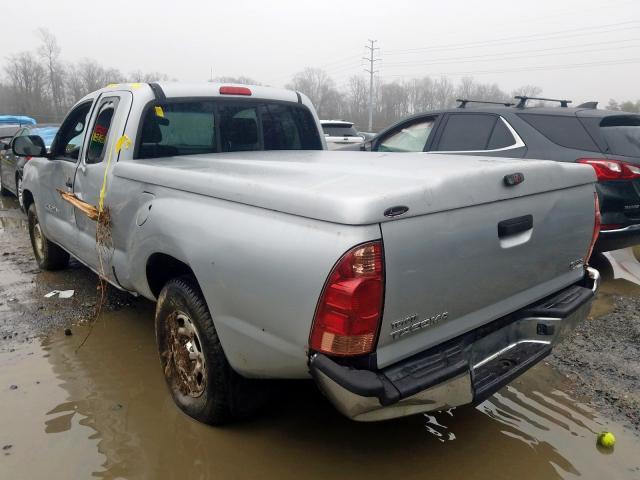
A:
[320,120,365,150]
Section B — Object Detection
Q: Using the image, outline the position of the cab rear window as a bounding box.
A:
[136,100,322,159]
[599,115,640,158]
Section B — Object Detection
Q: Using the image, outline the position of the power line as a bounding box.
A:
[384,20,640,55]
[384,37,640,67]
[384,57,640,78]
[364,39,380,131]
[384,41,640,69]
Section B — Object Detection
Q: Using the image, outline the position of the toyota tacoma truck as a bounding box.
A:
[15,82,601,424]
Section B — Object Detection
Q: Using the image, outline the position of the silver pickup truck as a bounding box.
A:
[14,83,601,424]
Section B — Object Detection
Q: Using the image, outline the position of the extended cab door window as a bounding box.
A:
[86,98,120,164]
[376,117,437,152]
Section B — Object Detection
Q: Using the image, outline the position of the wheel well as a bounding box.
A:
[146,253,196,298]
[22,189,34,210]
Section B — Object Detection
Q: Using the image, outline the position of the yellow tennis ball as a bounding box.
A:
[597,431,616,448]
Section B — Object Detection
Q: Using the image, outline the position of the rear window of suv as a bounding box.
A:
[322,124,359,137]
[136,99,322,159]
[599,115,640,158]
[518,114,600,152]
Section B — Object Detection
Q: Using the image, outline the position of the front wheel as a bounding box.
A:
[27,203,69,270]
[155,276,256,425]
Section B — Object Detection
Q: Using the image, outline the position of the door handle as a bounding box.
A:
[498,215,533,238]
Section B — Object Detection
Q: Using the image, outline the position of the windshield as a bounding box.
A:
[600,115,640,158]
[31,126,59,147]
[322,124,359,137]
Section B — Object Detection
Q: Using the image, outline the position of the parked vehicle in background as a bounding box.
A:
[16,83,600,425]
[0,115,36,126]
[321,120,365,149]
[356,97,640,252]
[0,124,59,209]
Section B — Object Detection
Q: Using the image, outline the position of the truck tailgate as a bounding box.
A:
[377,182,595,368]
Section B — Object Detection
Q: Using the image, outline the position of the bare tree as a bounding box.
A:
[213,76,261,85]
[286,68,341,118]
[36,28,65,120]
[4,51,48,119]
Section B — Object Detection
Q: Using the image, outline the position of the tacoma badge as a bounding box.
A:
[390,312,449,340]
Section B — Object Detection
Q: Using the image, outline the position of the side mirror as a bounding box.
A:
[13,135,47,157]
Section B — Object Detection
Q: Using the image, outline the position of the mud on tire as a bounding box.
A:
[27,203,70,270]
[155,275,258,425]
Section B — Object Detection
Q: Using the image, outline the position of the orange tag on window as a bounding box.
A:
[154,106,164,118]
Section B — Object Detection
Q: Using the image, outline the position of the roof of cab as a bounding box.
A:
[74,82,305,111]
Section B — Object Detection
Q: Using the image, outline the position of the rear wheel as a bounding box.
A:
[27,203,69,270]
[155,276,256,425]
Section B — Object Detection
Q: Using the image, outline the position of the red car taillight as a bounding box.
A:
[577,158,640,181]
[310,241,384,356]
[585,192,601,263]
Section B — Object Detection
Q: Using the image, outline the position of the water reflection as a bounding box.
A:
[26,305,639,479]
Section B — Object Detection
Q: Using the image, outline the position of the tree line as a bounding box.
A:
[1,30,637,131]
[0,29,172,123]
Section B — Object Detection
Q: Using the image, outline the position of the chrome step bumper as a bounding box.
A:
[310,268,599,422]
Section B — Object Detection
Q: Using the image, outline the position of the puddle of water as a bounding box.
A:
[0,195,19,210]
[1,304,639,480]
[588,253,640,319]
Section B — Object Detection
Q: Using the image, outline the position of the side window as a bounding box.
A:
[52,102,93,161]
[86,97,120,164]
[378,118,436,152]
[517,114,599,152]
[487,119,517,150]
[435,114,498,151]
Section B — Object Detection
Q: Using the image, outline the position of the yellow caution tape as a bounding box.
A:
[154,106,165,118]
[98,134,132,213]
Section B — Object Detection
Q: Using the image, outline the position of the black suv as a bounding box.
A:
[358,97,640,252]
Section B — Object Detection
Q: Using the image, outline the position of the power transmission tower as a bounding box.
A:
[363,39,380,132]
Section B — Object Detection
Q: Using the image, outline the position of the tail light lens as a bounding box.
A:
[577,158,640,181]
[585,192,601,263]
[310,241,384,356]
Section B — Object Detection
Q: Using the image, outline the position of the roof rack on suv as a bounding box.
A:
[514,96,572,108]
[456,99,515,108]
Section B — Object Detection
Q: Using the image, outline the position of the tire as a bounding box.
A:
[155,276,256,425]
[27,203,70,270]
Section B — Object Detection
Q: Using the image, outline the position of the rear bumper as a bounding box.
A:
[595,224,640,252]
[310,267,599,422]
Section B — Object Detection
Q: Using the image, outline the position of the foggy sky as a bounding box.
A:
[2,0,639,105]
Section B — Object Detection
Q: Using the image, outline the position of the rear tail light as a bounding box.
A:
[585,192,601,263]
[310,241,384,356]
[219,86,252,96]
[577,158,640,181]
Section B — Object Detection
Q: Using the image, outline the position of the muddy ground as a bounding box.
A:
[548,252,640,431]
[2,194,640,479]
